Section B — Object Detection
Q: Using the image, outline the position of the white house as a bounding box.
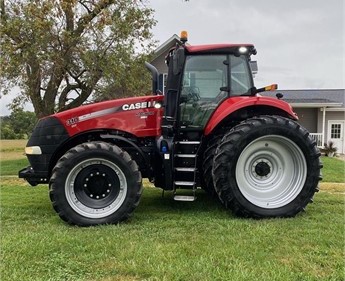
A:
[266,89,345,154]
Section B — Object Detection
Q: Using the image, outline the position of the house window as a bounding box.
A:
[331,124,341,139]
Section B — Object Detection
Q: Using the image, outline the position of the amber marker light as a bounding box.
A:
[265,84,278,91]
[180,30,188,43]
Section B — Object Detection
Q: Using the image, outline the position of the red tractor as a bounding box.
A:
[19,32,322,226]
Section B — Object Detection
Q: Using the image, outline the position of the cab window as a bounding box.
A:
[230,55,253,95]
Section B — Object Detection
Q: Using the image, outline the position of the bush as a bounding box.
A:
[321,140,338,157]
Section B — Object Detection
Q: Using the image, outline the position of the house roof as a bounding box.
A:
[263,89,345,108]
[152,34,181,61]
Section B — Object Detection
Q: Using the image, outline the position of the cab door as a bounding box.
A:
[178,54,254,129]
[178,55,228,129]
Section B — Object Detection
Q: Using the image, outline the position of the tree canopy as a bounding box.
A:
[0,109,37,139]
[0,0,156,118]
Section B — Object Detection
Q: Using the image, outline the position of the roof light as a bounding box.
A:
[238,46,248,54]
[180,30,188,43]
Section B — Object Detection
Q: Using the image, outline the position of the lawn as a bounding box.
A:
[1,178,344,281]
[321,156,345,183]
[0,139,29,175]
[0,140,344,280]
[1,158,29,176]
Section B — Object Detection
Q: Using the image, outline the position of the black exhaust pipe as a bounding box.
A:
[145,62,161,95]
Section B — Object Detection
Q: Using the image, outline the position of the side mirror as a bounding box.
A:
[249,61,258,76]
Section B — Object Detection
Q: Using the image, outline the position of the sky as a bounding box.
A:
[0,0,344,115]
[149,0,344,89]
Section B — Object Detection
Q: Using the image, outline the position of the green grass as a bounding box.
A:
[0,158,29,176]
[0,178,344,281]
[321,156,345,183]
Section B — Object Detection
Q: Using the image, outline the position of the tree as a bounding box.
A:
[0,0,156,118]
[0,109,37,139]
[9,109,37,137]
[0,116,18,139]
[0,124,18,139]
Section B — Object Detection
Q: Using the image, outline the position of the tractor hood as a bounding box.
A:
[53,95,164,138]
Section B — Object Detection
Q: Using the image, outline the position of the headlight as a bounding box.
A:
[25,146,42,155]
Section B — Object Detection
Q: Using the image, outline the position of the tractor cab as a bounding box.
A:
[163,32,257,132]
[158,32,259,198]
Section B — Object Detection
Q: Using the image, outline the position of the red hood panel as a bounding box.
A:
[53,95,164,137]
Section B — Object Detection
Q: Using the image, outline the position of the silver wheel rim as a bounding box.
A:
[235,135,307,209]
[65,158,127,218]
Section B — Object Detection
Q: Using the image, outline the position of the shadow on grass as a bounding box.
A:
[134,187,233,224]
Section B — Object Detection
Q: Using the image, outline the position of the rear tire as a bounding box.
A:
[213,115,322,218]
[202,135,222,196]
[49,141,142,226]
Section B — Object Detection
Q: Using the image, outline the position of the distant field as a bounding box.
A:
[0,139,27,160]
[0,139,27,151]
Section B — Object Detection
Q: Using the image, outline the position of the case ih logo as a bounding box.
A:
[122,101,156,111]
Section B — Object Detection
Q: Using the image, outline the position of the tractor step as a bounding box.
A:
[174,195,196,202]
[173,138,201,191]
[174,181,195,186]
[177,141,201,145]
[175,154,196,158]
[175,167,196,172]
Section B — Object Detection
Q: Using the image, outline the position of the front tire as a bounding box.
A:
[49,142,142,226]
[213,116,322,218]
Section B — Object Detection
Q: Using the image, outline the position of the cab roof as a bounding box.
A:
[185,44,256,55]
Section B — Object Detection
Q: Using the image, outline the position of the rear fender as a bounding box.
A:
[204,96,298,136]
